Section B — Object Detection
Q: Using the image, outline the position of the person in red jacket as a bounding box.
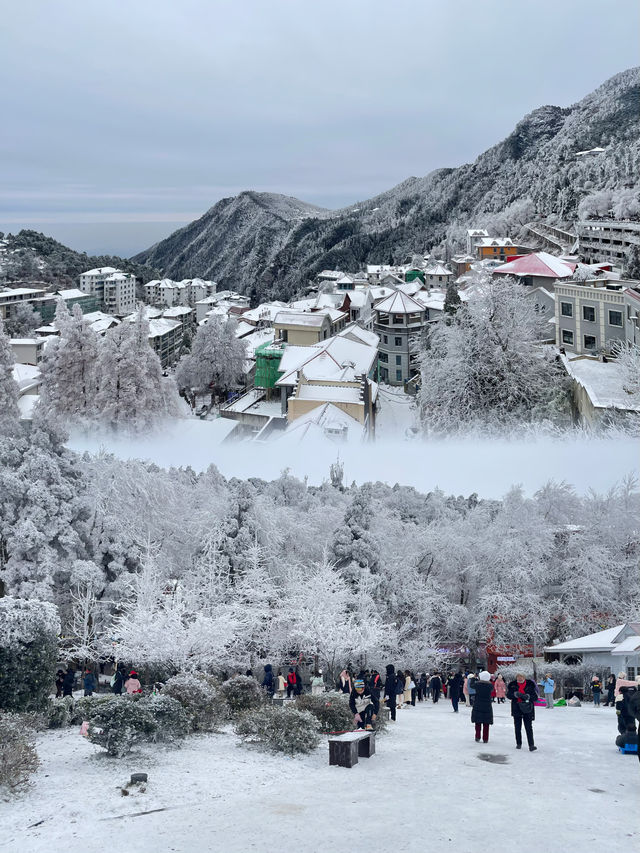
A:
[286,667,297,698]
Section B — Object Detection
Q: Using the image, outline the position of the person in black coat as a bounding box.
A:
[83,669,96,697]
[62,668,75,697]
[603,673,616,706]
[112,665,125,695]
[55,669,65,698]
[430,673,442,703]
[418,673,427,702]
[471,671,494,742]
[348,679,380,729]
[448,671,463,713]
[507,674,538,751]
[384,664,397,721]
[395,670,405,709]
[261,664,274,695]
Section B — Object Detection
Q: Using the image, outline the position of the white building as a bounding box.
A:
[144,277,217,308]
[545,623,640,679]
[79,267,136,315]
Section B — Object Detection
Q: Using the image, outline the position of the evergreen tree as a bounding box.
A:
[443,281,461,316]
[0,318,20,437]
[175,317,246,399]
[625,244,640,280]
[3,302,40,338]
[38,301,99,423]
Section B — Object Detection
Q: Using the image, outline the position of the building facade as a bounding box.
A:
[555,279,629,354]
[577,220,640,265]
[373,291,426,385]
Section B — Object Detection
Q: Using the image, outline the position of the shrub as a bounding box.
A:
[220,675,264,717]
[86,696,157,757]
[296,692,353,733]
[0,597,60,712]
[47,696,75,729]
[144,695,190,743]
[163,672,227,732]
[235,705,320,755]
[0,713,40,793]
[70,695,112,726]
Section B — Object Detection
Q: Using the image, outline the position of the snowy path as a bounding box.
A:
[1,701,637,852]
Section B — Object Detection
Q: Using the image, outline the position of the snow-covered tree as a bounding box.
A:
[175,316,246,398]
[3,302,40,338]
[417,276,570,434]
[38,301,99,423]
[0,318,20,436]
[443,281,461,316]
[94,308,177,431]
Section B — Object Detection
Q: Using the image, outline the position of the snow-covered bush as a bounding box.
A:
[86,696,157,757]
[295,692,352,733]
[70,694,112,726]
[235,705,321,755]
[145,694,190,743]
[0,598,60,712]
[162,672,228,732]
[219,675,264,717]
[0,714,40,793]
[47,696,75,729]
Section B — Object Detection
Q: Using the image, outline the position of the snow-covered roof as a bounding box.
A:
[494,252,576,279]
[148,318,181,338]
[162,306,192,318]
[337,323,379,348]
[276,335,378,386]
[341,290,371,308]
[105,272,132,281]
[56,288,86,299]
[366,264,395,274]
[424,264,453,276]
[280,403,365,443]
[243,328,275,356]
[0,287,46,298]
[81,267,119,276]
[9,337,44,346]
[12,363,41,393]
[544,624,627,653]
[273,311,329,328]
[467,229,489,237]
[397,280,424,297]
[374,290,425,315]
[234,320,255,338]
[336,274,354,286]
[474,238,515,248]
[296,384,363,404]
[317,270,345,280]
[561,355,640,413]
[576,146,606,156]
[611,636,640,655]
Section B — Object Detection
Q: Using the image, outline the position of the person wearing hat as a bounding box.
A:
[471,671,494,743]
[507,673,538,751]
[349,678,379,730]
[124,670,142,695]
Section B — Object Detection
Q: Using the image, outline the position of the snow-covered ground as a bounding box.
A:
[67,419,639,499]
[2,700,637,852]
[375,385,417,438]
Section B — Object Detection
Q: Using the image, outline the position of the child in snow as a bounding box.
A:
[276,670,286,698]
[591,675,602,706]
[125,670,142,694]
[494,674,507,704]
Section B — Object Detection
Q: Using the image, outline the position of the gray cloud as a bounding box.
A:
[1,0,638,255]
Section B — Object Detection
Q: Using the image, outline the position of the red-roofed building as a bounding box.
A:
[493,251,576,287]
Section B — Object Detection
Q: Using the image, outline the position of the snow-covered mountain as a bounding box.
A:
[138,67,638,301]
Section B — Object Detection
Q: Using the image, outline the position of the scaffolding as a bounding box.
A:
[254,341,285,391]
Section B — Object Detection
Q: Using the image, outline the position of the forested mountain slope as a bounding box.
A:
[132,67,637,301]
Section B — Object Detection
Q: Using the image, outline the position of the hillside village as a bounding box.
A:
[2,215,639,441]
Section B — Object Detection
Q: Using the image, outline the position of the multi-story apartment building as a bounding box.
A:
[555,279,630,354]
[0,286,47,320]
[144,278,217,307]
[373,291,426,385]
[577,220,640,265]
[624,287,640,347]
[79,267,136,315]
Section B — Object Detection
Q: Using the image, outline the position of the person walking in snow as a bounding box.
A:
[111,664,125,695]
[125,670,142,694]
[541,673,555,708]
[494,674,507,704]
[311,671,324,695]
[467,672,477,707]
[349,678,379,730]
[507,673,538,751]
[83,668,96,697]
[286,667,298,698]
[404,672,413,706]
[418,672,428,702]
[430,672,442,703]
[448,671,463,712]
[472,671,494,743]
[276,670,286,698]
[384,664,397,721]
[396,670,406,709]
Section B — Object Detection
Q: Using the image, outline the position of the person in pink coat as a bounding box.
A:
[124,670,142,694]
[494,674,507,703]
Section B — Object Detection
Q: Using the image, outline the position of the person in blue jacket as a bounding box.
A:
[261,664,274,695]
[83,668,96,697]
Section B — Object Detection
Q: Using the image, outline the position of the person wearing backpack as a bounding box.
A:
[507,673,538,751]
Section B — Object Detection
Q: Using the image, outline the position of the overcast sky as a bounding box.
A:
[1,0,638,256]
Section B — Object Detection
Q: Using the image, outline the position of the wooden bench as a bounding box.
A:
[328,731,376,768]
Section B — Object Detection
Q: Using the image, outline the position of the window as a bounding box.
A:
[583,305,596,322]
[396,355,402,365]
[584,335,597,350]
[608,310,623,327]
[379,352,388,363]
[396,370,402,381]
[394,336,402,347]
[383,335,388,344]
[560,302,573,317]
[392,314,404,325]
[561,330,574,345]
